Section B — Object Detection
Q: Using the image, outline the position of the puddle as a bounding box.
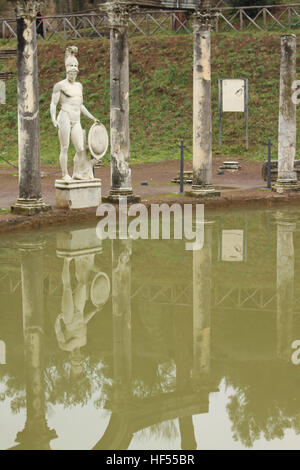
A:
[1,207,300,450]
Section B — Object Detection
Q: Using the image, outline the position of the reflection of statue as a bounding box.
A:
[55,255,110,378]
[55,228,110,379]
[50,46,99,182]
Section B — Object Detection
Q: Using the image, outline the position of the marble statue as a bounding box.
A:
[50,46,99,182]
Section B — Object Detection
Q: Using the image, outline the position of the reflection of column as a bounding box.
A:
[103,1,140,203]
[173,307,196,450]
[0,340,6,364]
[192,222,213,382]
[112,239,132,400]
[11,1,50,215]
[276,213,296,362]
[16,242,56,450]
[186,2,220,199]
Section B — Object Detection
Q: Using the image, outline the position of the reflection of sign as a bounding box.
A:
[0,81,5,105]
[0,340,6,364]
[222,79,245,112]
[222,230,244,262]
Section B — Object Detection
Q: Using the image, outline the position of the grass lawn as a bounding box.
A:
[0,30,298,167]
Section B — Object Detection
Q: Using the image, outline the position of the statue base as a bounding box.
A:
[55,179,101,209]
[11,199,51,216]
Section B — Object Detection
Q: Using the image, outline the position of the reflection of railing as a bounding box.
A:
[2,267,300,315]
[2,4,300,41]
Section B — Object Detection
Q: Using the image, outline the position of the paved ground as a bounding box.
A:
[0,157,299,235]
[0,157,265,209]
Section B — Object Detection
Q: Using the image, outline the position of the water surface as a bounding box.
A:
[1,207,300,450]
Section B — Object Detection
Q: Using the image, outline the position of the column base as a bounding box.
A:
[272,179,300,194]
[11,199,51,216]
[16,421,57,449]
[102,189,141,204]
[55,179,101,209]
[185,185,221,198]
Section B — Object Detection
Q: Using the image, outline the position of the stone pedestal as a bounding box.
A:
[273,35,300,193]
[185,186,221,198]
[186,9,220,199]
[55,179,101,209]
[102,190,140,204]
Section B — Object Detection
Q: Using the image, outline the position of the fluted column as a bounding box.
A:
[274,35,300,194]
[11,1,50,215]
[102,1,140,204]
[186,4,220,199]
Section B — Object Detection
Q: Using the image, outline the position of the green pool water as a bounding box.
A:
[1,206,300,450]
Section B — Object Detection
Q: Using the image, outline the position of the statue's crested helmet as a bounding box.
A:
[65,46,79,73]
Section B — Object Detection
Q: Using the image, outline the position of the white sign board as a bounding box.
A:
[0,81,5,105]
[222,79,245,113]
[222,230,244,262]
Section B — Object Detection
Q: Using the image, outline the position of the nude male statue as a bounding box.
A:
[50,46,99,182]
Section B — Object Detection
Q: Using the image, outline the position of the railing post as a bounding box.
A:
[288,6,291,30]
[239,8,243,31]
[263,7,267,30]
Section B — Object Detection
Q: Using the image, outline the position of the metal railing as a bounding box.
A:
[1,4,300,40]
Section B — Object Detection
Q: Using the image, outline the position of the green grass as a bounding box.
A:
[0,30,299,167]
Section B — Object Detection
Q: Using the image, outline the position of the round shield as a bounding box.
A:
[88,122,109,160]
[90,272,111,308]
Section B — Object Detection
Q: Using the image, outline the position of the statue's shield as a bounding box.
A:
[88,122,109,160]
[90,272,111,308]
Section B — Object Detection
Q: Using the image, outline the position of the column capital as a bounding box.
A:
[100,1,137,28]
[193,7,219,29]
[16,0,44,20]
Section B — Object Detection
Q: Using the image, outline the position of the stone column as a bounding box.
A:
[186,4,220,199]
[274,35,300,194]
[192,222,213,382]
[11,1,50,216]
[276,212,296,362]
[15,241,56,450]
[103,1,140,204]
